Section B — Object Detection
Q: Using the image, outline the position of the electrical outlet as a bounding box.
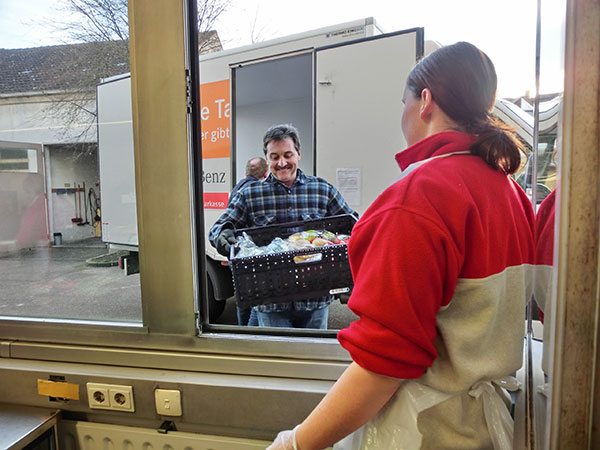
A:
[109,385,134,412]
[87,382,135,412]
[87,383,111,409]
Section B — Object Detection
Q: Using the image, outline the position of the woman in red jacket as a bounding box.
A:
[268,41,535,450]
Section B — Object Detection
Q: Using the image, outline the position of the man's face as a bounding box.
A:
[265,137,301,187]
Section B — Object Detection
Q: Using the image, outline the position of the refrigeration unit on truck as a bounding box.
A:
[96,17,425,321]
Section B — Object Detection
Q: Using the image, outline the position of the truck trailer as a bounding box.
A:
[96,18,425,320]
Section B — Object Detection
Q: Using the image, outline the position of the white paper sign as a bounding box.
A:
[336,168,361,206]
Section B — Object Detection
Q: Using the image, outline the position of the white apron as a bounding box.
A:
[333,376,520,450]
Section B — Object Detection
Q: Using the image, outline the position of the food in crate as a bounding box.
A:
[288,230,350,245]
[229,214,356,305]
[233,229,350,262]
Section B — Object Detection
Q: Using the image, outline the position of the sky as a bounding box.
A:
[0,0,567,98]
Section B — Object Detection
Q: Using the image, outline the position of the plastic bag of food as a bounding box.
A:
[235,233,262,258]
[290,238,313,249]
[288,230,320,242]
[312,237,334,247]
[265,237,295,254]
[319,230,337,242]
[288,229,340,244]
[234,226,350,259]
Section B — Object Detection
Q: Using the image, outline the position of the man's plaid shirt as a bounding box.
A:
[209,169,357,312]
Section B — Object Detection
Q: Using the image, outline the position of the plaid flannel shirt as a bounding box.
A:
[209,169,357,312]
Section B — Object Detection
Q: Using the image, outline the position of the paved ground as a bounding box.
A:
[0,238,142,322]
[0,238,358,329]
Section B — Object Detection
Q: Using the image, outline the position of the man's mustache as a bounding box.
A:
[275,165,293,171]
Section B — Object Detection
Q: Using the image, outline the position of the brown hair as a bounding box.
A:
[406,42,523,174]
[262,124,301,155]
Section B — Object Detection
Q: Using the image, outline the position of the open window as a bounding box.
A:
[202,28,423,333]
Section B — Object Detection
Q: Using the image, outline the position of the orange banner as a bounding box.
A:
[200,80,230,159]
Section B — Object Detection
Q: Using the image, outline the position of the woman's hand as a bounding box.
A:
[266,425,299,450]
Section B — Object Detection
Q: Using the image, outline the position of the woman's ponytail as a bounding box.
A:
[468,115,524,175]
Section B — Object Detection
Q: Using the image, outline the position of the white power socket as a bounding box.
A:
[87,382,135,412]
[87,383,110,408]
[109,385,134,411]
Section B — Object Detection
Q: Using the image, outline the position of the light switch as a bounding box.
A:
[155,389,182,416]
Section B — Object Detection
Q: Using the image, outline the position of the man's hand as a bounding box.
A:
[215,228,237,257]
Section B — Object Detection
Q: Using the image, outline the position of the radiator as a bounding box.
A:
[58,420,271,450]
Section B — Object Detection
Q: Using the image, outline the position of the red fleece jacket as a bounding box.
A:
[337,132,535,379]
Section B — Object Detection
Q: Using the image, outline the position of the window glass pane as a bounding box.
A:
[0,1,554,343]
[0,0,141,322]
[532,0,566,447]
[203,1,540,333]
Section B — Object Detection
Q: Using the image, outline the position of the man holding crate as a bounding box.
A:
[209,123,357,329]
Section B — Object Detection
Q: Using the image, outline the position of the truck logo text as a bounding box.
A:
[202,171,226,184]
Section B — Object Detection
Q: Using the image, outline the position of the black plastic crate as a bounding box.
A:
[229,214,357,307]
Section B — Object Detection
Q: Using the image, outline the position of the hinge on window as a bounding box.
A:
[185,69,193,113]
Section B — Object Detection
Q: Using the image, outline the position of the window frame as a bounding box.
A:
[0,0,351,382]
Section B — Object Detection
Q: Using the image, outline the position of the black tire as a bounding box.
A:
[207,276,226,322]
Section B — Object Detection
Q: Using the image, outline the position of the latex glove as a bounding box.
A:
[215,228,237,257]
[266,425,299,450]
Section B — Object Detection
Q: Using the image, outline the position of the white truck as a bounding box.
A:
[97,18,426,320]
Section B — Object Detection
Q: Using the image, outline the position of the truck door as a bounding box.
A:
[315,29,423,216]
[0,141,49,251]
[96,75,138,249]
